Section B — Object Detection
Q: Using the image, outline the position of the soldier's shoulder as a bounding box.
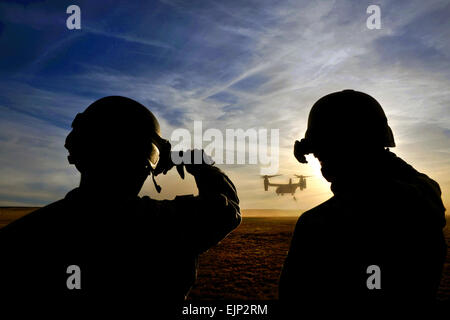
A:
[297,197,338,226]
[0,199,67,237]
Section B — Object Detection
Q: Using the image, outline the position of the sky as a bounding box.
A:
[0,0,449,213]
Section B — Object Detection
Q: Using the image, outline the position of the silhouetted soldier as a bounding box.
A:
[0,96,241,306]
[279,90,446,310]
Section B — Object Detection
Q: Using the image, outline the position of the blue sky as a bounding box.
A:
[1,0,449,212]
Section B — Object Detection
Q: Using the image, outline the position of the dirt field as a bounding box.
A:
[1,208,449,301]
[189,216,450,302]
[0,207,40,229]
[189,217,296,300]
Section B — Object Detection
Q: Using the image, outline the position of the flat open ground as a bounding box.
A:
[189,217,296,300]
[189,216,450,301]
[1,208,449,301]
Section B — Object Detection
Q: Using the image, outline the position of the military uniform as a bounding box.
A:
[0,165,240,304]
[283,90,447,311]
[279,151,446,307]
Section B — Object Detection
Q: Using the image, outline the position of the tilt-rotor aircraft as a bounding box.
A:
[261,174,311,199]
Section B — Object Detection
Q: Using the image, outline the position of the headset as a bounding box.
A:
[293,139,314,164]
[149,136,186,193]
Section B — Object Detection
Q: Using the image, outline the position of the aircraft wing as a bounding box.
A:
[268,183,286,187]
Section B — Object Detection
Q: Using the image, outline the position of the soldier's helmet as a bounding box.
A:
[64,96,163,171]
[295,90,395,163]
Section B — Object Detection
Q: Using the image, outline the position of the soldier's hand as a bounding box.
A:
[183,149,215,176]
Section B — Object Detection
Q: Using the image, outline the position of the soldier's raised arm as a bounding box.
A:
[141,150,241,254]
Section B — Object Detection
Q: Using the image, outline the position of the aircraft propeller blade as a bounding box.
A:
[260,174,282,179]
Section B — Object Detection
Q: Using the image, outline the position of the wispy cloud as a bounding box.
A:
[1,0,449,210]
[83,26,175,50]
